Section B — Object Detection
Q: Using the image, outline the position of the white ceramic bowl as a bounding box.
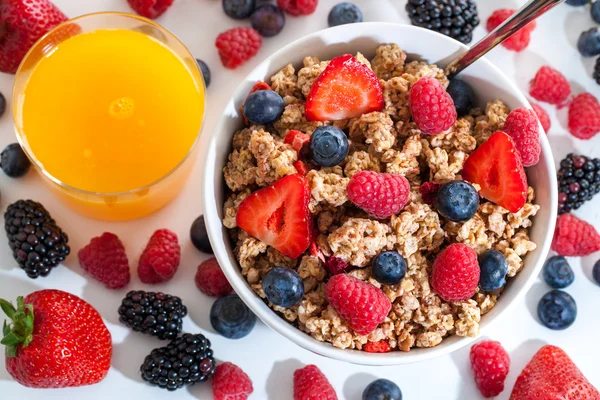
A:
[203,22,557,365]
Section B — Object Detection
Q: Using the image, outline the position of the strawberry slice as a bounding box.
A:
[305,54,384,121]
[284,130,310,152]
[293,160,309,176]
[236,174,312,258]
[462,131,528,213]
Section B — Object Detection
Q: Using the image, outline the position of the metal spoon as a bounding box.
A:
[445,0,566,79]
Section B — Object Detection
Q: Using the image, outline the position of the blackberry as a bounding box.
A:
[118,291,187,340]
[557,153,600,214]
[4,200,70,278]
[405,0,480,44]
[140,333,215,391]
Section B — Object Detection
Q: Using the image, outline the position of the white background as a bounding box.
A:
[0,0,599,399]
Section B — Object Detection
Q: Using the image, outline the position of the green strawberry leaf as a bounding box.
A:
[1,332,20,347]
[3,321,10,337]
[0,299,16,320]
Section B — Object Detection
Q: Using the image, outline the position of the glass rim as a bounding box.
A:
[12,11,206,197]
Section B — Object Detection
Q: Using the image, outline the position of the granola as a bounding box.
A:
[222,44,540,353]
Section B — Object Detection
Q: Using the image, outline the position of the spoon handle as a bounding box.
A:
[445,0,565,79]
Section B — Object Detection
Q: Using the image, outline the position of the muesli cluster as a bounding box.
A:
[222,43,541,352]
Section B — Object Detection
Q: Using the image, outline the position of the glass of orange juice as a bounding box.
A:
[12,12,205,221]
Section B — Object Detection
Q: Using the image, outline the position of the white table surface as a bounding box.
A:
[0,0,599,399]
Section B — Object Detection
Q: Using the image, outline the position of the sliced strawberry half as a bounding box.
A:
[305,54,384,121]
[462,131,528,213]
[236,174,312,258]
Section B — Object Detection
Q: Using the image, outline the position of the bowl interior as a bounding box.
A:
[203,22,557,365]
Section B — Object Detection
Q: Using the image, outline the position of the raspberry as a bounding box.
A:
[363,341,391,353]
[503,108,541,167]
[324,256,349,275]
[431,243,480,302]
[293,365,337,400]
[215,27,262,69]
[195,258,233,297]
[531,103,551,133]
[470,340,510,398]
[486,9,536,52]
[284,130,310,152]
[277,0,318,16]
[552,213,600,256]
[212,362,253,400]
[409,77,457,135]
[325,274,391,335]
[568,92,600,140]
[78,232,130,289]
[127,0,174,19]
[419,181,442,205]
[293,160,309,176]
[347,171,410,219]
[529,66,571,106]
[138,229,181,284]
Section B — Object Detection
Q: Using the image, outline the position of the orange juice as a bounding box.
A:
[21,28,204,194]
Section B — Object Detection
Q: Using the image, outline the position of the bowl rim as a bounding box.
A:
[202,22,557,366]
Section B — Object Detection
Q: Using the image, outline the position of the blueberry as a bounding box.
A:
[592,2,600,24]
[363,379,402,400]
[1,143,31,178]
[0,92,5,117]
[447,79,475,117]
[435,180,479,222]
[328,2,363,27]
[371,251,407,285]
[542,256,574,289]
[593,259,600,285]
[190,215,212,254]
[566,0,591,5]
[223,0,256,19]
[478,250,508,291]
[578,28,600,57]
[251,5,285,37]
[196,59,211,88]
[210,294,256,339]
[309,126,349,167]
[262,267,304,307]
[537,290,577,330]
[243,90,284,125]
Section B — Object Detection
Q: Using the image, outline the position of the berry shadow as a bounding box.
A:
[111,331,163,384]
[449,337,483,400]
[545,134,577,168]
[524,279,550,323]
[342,372,378,400]
[581,252,600,285]
[265,358,304,400]
[563,8,595,50]
[80,280,133,326]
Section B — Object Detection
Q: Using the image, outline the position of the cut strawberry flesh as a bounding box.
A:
[305,54,384,121]
[462,131,528,213]
[236,174,312,258]
[284,130,310,152]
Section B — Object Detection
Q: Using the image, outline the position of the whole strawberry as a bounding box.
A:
[470,340,510,398]
[212,362,254,400]
[431,243,480,302]
[78,232,130,289]
[510,345,599,400]
[552,213,600,256]
[0,290,111,388]
[127,0,174,19]
[294,365,338,400]
[568,92,600,140]
[138,229,181,284]
[0,0,68,73]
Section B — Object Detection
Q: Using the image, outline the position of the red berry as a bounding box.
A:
[363,341,391,353]
[470,340,510,398]
[293,365,337,400]
[324,256,349,275]
[552,213,600,256]
[431,243,480,302]
[510,345,599,400]
[0,0,68,74]
[486,9,536,52]
[409,77,457,135]
[305,54,384,121]
[277,0,318,16]
[293,160,310,176]
[531,103,551,133]
[137,229,181,284]
[568,92,600,140]
[347,171,410,219]
[462,131,528,213]
[529,66,571,106]
[503,108,541,167]
[285,130,310,153]
[78,233,130,289]
[212,362,253,400]
[195,258,233,297]
[573,155,587,169]
[127,0,174,19]
[215,27,262,69]
[419,181,442,205]
[249,81,271,93]
[325,274,391,335]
